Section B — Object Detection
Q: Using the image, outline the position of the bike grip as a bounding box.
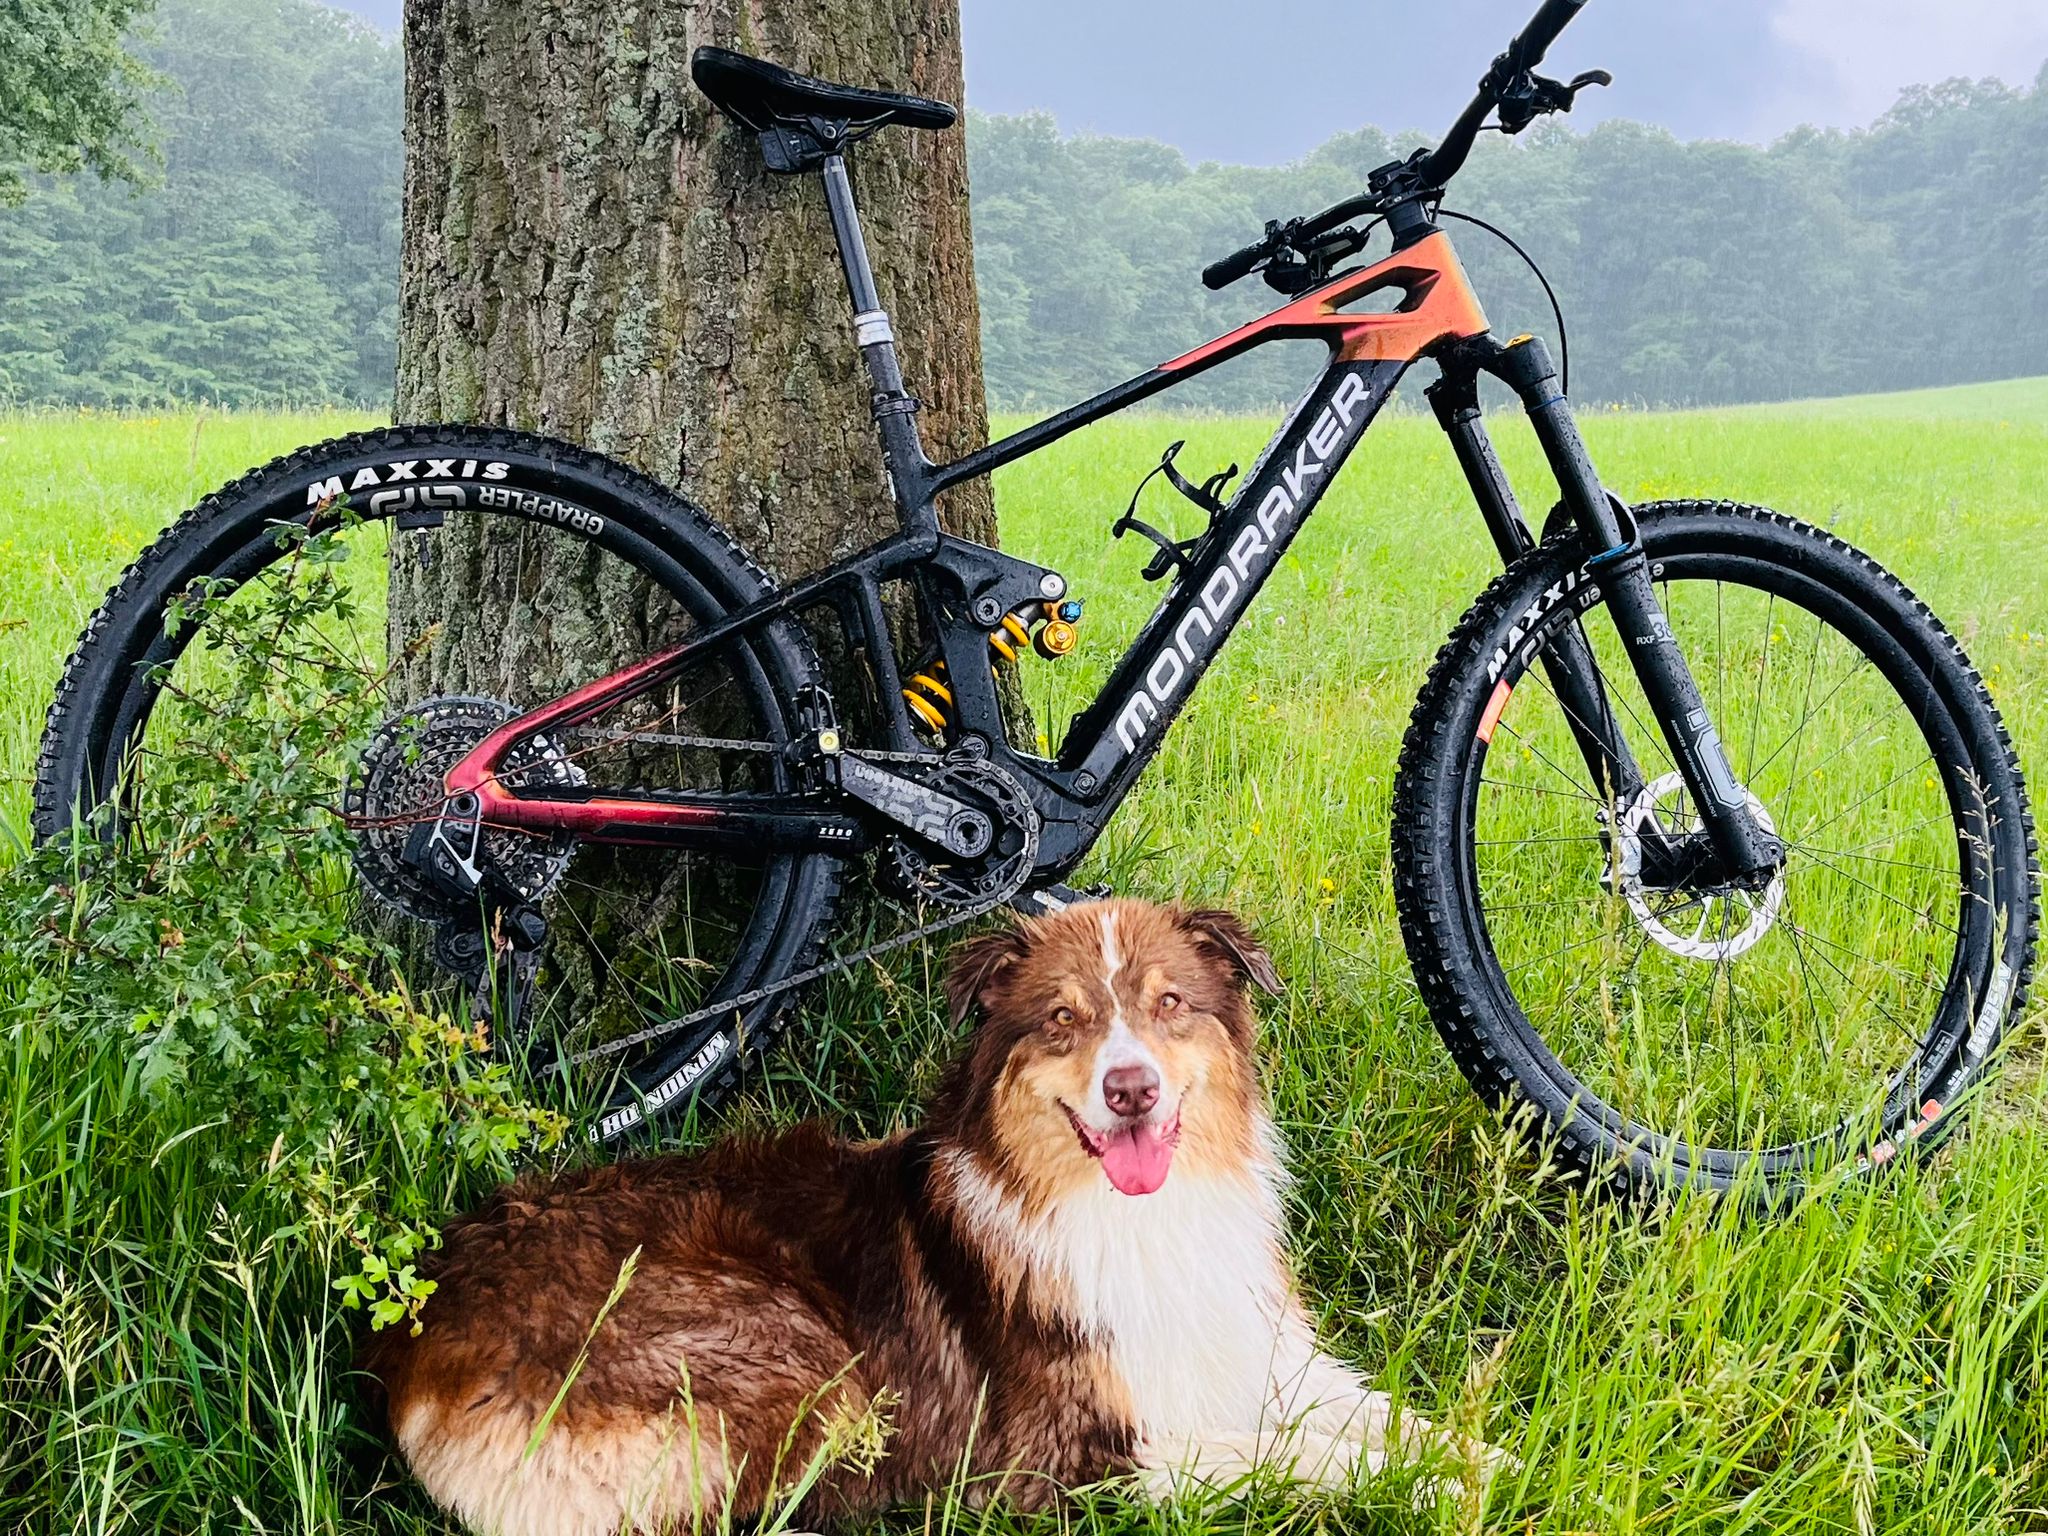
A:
[1203,242,1264,290]
[1509,0,1589,70]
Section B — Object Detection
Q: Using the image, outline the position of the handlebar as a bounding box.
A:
[1509,0,1590,71]
[1201,238,1270,293]
[1414,0,1588,190]
[1201,189,1381,291]
[1201,0,1596,290]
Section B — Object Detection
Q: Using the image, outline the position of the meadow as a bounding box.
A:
[2,382,2045,1533]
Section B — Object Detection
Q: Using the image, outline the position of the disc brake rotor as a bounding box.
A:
[1612,769,1785,962]
[343,696,584,923]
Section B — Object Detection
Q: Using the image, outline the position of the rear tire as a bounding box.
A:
[34,424,845,1141]
[1393,502,2038,1200]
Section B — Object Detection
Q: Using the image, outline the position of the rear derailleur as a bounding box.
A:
[406,793,553,1045]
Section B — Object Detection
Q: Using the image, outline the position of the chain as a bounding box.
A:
[545,737,1034,1071]
[559,726,776,756]
[558,726,940,765]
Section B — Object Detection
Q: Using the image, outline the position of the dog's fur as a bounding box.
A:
[364,900,1456,1533]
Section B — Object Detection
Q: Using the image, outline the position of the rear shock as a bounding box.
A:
[903,599,1084,741]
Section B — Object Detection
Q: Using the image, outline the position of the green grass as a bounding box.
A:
[3,377,2046,1533]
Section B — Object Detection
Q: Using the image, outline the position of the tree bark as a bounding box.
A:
[393,0,994,693]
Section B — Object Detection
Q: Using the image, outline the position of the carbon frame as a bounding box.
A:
[442,185,1498,883]
[446,148,1779,891]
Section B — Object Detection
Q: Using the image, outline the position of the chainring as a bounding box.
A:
[343,696,585,923]
[880,754,1039,909]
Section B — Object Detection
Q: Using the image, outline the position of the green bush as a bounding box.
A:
[1,527,560,1526]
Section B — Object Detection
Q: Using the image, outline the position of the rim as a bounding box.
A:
[1458,534,1997,1175]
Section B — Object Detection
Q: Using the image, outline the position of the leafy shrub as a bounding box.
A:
[4,524,562,1339]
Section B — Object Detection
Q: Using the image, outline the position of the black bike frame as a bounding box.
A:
[451,149,1780,888]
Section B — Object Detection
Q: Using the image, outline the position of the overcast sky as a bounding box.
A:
[327,0,2048,164]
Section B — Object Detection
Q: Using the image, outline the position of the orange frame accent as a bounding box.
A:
[1158,230,1491,374]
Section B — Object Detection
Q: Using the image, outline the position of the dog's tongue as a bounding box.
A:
[1100,1120,1176,1196]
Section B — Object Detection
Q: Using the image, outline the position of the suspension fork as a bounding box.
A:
[1432,337,1783,883]
[1428,364,1648,813]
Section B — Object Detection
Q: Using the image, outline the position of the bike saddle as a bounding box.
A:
[690,47,957,136]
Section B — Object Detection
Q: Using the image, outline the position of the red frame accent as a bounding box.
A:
[444,641,726,837]
[1159,230,1489,374]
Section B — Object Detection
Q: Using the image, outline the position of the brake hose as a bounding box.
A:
[1436,207,1573,397]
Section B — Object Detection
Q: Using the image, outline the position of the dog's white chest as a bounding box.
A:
[1039,1170,1298,1440]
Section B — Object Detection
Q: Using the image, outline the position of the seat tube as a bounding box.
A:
[1495,336,1782,881]
[819,155,930,520]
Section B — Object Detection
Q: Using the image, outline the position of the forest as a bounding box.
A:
[1,0,2043,412]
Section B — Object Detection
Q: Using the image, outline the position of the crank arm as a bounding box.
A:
[832,753,994,858]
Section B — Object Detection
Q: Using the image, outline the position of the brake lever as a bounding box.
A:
[1496,66,1612,134]
[1262,225,1371,295]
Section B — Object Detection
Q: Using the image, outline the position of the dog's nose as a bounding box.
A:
[1102,1063,1160,1119]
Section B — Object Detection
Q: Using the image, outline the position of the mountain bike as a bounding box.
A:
[36,0,2037,1196]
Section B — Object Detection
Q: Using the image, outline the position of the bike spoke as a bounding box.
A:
[1493,714,1605,806]
[1784,845,1960,937]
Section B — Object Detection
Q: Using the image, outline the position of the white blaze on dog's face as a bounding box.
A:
[941,901,1283,1203]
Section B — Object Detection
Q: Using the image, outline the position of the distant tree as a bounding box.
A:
[1,3,2044,415]
[0,0,160,205]
[0,0,400,408]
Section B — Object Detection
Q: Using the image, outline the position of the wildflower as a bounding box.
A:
[1319,876,1336,895]
[1250,819,1264,837]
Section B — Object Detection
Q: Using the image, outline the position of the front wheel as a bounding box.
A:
[1393,502,2038,1200]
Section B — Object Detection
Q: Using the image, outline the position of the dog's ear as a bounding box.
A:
[944,925,1028,1027]
[1178,908,1283,996]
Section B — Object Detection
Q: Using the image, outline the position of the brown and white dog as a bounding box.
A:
[364,900,1471,1533]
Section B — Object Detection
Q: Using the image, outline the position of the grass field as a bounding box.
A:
[3,380,2046,1533]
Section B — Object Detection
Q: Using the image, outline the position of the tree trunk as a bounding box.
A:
[392,0,994,691]
[387,0,996,1026]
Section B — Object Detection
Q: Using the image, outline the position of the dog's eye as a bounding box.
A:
[1158,991,1183,1013]
[1050,1006,1076,1029]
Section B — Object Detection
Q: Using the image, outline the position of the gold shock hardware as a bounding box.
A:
[901,597,1084,740]
[1035,618,1079,658]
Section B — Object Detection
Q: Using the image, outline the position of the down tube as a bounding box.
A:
[1067,357,1406,798]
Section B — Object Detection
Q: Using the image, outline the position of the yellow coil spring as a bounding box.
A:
[903,605,1080,737]
[902,662,953,732]
[986,613,1033,663]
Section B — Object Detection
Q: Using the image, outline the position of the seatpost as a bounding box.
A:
[818,154,932,524]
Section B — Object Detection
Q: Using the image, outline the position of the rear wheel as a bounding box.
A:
[34,425,844,1141]
[1393,502,2038,1199]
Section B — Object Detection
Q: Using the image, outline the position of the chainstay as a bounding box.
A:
[548,743,1034,1071]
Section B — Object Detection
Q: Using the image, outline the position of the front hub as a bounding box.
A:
[1610,770,1786,962]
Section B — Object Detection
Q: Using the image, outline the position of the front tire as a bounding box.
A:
[1393,502,2038,1199]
